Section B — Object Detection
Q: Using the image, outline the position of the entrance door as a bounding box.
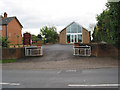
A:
[70,35,74,43]
[70,34,78,43]
[75,34,78,43]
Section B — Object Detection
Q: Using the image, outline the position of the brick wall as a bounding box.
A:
[7,18,22,44]
[1,18,22,44]
[1,25,6,37]
[59,27,90,44]
[59,28,66,44]
[82,27,90,44]
[2,48,25,59]
[95,44,118,57]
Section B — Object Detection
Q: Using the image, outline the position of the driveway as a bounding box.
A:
[18,44,75,62]
[2,44,118,69]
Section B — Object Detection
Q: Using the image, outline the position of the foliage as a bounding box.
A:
[0,37,10,47]
[92,2,120,48]
[40,26,59,43]
[37,34,42,40]
[31,34,41,42]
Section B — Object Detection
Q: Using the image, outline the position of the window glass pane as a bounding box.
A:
[0,25,2,30]
[66,22,82,33]
[66,26,70,33]
[67,34,70,43]
[78,25,82,33]
[71,23,78,33]
[78,34,82,42]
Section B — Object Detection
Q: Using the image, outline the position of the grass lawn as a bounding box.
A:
[0,59,17,63]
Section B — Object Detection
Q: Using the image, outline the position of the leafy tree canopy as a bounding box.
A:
[31,34,41,41]
[92,2,120,48]
[40,26,59,43]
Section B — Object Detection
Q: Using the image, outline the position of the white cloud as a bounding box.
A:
[0,0,108,35]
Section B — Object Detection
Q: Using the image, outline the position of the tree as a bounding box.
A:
[40,26,59,43]
[0,37,10,47]
[37,34,42,40]
[31,34,41,42]
[92,2,120,48]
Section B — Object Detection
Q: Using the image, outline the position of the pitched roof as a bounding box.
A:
[0,17,23,28]
[60,21,88,33]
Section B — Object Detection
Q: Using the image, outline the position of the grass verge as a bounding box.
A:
[0,59,17,63]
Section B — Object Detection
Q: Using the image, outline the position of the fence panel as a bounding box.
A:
[73,45,91,56]
[25,46,43,56]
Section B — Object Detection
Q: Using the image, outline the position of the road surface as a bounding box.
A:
[2,68,119,88]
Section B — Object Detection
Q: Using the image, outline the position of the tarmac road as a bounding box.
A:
[2,68,119,88]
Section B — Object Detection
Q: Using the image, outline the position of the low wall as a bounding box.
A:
[74,43,118,57]
[2,48,25,59]
[2,44,119,60]
[93,44,118,57]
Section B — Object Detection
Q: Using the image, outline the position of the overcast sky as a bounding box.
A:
[0,0,108,35]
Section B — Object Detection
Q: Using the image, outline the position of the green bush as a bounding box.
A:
[0,37,10,47]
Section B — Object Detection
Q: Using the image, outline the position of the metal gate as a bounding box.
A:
[73,45,91,56]
[25,46,43,56]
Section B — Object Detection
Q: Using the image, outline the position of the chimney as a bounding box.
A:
[4,12,7,18]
